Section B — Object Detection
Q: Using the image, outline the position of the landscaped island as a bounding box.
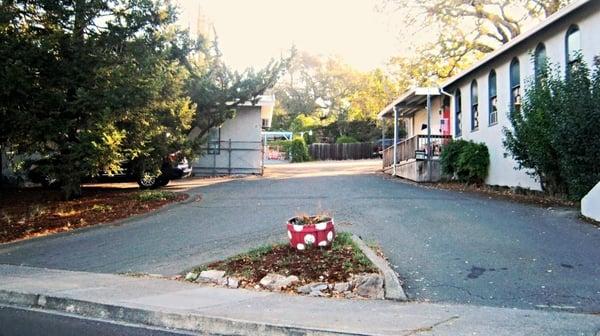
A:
[184,232,387,299]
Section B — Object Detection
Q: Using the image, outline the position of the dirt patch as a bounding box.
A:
[426,181,577,208]
[0,187,188,243]
[193,232,377,290]
[383,174,578,208]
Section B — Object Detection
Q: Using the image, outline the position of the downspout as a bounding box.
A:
[392,106,398,176]
[436,87,454,182]
[438,86,454,138]
[439,87,453,98]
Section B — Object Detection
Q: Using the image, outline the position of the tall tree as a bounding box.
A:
[178,39,293,141]
[0,0,193,198]
[274,53,362,123]
[383,0,573,79]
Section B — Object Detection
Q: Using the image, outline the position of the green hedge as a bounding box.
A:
[335,135,359,144]
[440,139,469,177]
[269,140,292,153]
[441,140,489,184]
[289,138,310,163]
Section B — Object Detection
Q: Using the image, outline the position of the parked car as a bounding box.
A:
[27,153,192,189]
[373,139,395,158]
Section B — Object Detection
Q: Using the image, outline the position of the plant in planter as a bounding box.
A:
[287,213,335,250]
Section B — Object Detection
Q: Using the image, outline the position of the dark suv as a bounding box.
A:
[27,153,192,189]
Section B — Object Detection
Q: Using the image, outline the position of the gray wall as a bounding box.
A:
[193,106,263,175]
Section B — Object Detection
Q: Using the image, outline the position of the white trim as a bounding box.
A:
[442,0,591,89]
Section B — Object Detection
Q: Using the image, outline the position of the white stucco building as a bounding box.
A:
[381,0,600,189]
[192,95,275,176]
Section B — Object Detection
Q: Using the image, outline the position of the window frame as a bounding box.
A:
[565,24,581,74]
[534,43,547,81]
[509,58,521,112]
[455,89,462,137]
[488,70,498,126]
[470,80,479,131]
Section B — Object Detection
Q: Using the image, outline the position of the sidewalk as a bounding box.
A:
[0,264,598,336]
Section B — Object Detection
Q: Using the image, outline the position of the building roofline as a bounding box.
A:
[441,0,591,89]
[377,89,416,119]
[377,87,442,118]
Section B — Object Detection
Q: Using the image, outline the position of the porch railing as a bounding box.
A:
[383,134,452,169]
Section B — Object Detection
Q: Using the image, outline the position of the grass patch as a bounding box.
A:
[135,190,177,202]
[196,231,376,287]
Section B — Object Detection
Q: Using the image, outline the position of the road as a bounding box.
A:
[0,160,599,312]
[0,306,197,336]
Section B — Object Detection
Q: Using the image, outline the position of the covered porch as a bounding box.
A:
[378,88,452,182]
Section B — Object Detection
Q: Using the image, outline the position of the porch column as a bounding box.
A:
[426,94,432,181]
[392,106,398,176]
[381,118,385,169]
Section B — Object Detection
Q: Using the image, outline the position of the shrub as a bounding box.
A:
[440,139,469,176]
[289,138,310,163]
[456,142,490,184]
[503,58,600,200]
[335,135,359,144]
[302,132,315,145]
[269,140,292,154]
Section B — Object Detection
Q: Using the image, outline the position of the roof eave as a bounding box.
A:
[442,0,591,89]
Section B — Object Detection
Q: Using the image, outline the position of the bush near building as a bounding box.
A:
[441,140,490,184]
[503,58,600,200]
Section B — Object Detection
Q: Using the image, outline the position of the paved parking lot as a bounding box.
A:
[1,160,598,312]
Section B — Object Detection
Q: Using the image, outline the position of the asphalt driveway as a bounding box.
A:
[0,160,598,312]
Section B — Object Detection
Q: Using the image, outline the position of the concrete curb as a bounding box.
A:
[351,234,408,301]
[0,289,368,336]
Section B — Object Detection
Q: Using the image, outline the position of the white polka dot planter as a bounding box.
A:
[287,216,335,250]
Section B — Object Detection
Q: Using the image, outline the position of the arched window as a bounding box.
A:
[471,80,479,131]
[488,70,498,125]
[455,89,462,137]
[534,43,547,80]
[566,25,581,73]
[509,58,521,112]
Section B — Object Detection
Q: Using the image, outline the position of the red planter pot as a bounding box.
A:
[287,217,335,250]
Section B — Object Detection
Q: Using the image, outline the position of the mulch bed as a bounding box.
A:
[421,181,578,208]
[0,187,188,244]
[200,232,377,290]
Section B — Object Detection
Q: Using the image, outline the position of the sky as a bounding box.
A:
[174,0,406,71]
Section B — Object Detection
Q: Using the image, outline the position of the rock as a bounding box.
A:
[333,282,351,293]
[259,273,299,291]
[197,270,226,284]
[309,290,326,297]
[226,277,240,288]
[352,273,384,299]
[344,291,355,299]
[297,282,328,294]
[184,272,198,281]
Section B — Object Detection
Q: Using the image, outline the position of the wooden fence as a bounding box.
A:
[308,143,374,161]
